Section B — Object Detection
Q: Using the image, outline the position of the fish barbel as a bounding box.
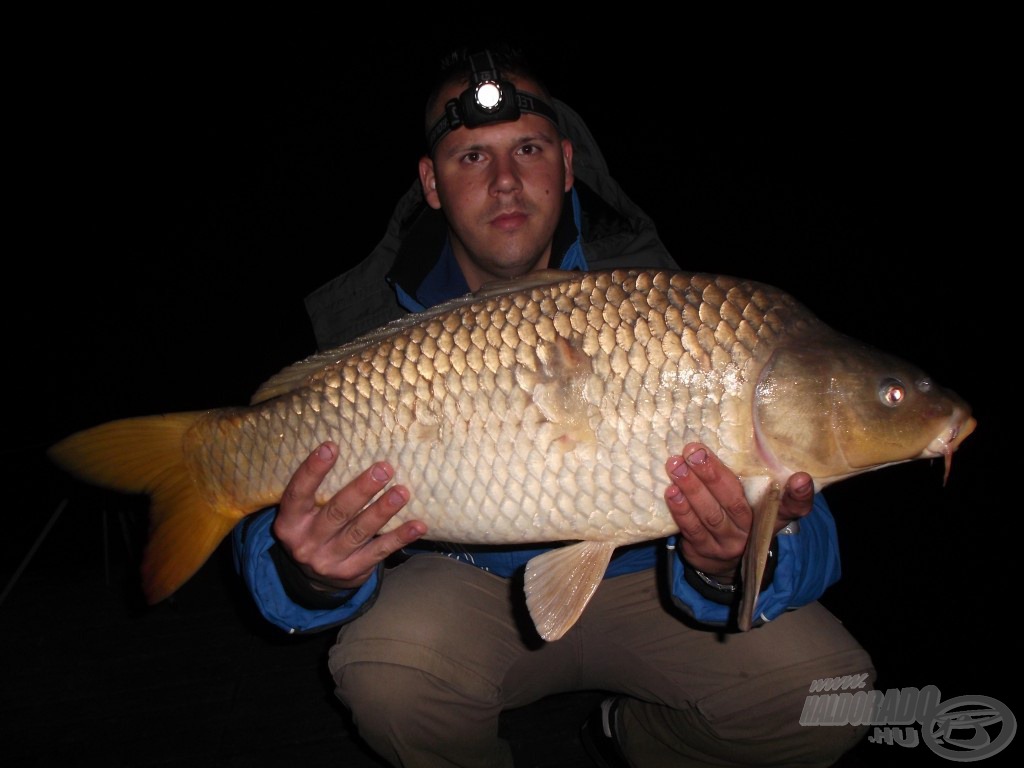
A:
[49,268,975,639]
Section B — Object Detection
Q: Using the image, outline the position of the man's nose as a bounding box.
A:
[489,155,522,194]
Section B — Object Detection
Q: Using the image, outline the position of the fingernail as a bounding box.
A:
[317,443,334,461]
[685,449,707,467]
[666,485,683,501]
[670,458,689,478]
[371,464,390,482]
[386,488,405,506]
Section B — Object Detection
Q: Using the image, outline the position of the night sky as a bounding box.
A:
[9,21,1013,749]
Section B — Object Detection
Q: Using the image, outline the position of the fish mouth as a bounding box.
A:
[926,410,977,485]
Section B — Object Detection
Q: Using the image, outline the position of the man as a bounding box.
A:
[233,45,873,767]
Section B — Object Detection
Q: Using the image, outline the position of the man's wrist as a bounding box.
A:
[269,544,356,610]
[681,537,779,606]
[692,568,738,592]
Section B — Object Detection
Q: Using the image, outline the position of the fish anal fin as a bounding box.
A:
[524,540,616,642]
[738,482,782,631]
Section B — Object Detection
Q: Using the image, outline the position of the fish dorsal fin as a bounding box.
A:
[524,540,616,641]
[250,269,578,405]
[250,348,350,404]
[738,477,783,631]
[473,268,577,298]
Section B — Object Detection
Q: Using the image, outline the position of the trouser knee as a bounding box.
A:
[333,659,511,768]
[335,661,419,726]
[622,655,877,767]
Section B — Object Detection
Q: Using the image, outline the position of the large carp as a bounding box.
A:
[49,268,975,639]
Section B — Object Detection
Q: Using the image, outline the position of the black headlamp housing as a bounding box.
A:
[461,74,520,125]
[426,50,559,153]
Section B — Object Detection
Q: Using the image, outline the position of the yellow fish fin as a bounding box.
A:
[524,540,616,642]
[47,412,244,604]
[141,476,240,604]
[738,481,782,631]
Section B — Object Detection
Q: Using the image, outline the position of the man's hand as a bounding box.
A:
[272,442,426,591]
[664,443,813,582]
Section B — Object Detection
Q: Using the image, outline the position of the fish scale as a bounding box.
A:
[49,267,975,640]
[206,271,715,541]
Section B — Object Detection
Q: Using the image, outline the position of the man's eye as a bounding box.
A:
[518,144,538,155]
[462,151,483,163]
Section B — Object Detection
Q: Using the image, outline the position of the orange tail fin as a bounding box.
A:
[47,412,242,603]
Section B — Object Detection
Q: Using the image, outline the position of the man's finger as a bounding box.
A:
[680,444,750,531]
[316,461,397,531]
[286,442,337,499]
[276,442,339,533]
[778,472,814,524]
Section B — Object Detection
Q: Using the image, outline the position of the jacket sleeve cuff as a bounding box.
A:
[268,543,357,610]
[680,538,778,605]
[231,508,382,634]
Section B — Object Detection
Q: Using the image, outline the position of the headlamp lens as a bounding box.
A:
[475,81,503,111]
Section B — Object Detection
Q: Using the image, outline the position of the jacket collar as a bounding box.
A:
[386,186,586,313]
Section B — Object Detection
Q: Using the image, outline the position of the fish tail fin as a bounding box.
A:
[47,412,241,604]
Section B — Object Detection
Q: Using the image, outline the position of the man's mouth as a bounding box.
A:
[491,211,528,230]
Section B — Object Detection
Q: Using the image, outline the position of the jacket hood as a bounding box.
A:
[304,98,676,351]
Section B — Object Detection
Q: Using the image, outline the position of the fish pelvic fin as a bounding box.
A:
[47,412,242,604]
[737,482,782,631]
[524,540,616,642]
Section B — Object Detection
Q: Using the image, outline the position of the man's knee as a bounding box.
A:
[333,659,511,768]
[334,661,407,719]
[331,654,500,723]
[624,690,872,767]
[621,646,877,766]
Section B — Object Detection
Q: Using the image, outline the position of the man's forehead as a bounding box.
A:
[435,111,560,155]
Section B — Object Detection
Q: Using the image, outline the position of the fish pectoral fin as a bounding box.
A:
[738,482,782,632]
[524,541,616,642]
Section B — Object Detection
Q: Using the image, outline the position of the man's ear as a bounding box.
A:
[561,138,574,192]
[419,156,442,210]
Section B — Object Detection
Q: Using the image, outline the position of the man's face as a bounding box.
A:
[419,78,574,292]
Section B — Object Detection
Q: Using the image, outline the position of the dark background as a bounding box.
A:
[5,18,1015,766]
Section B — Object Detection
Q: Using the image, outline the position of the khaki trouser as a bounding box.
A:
[328,555,873,767]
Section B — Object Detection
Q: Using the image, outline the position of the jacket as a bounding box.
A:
[232,98,842,634]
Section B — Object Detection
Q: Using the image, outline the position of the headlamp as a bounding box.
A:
[473,79,503,112]
[426,50,560,153]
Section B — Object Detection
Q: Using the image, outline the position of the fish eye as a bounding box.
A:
[879,378,906,407]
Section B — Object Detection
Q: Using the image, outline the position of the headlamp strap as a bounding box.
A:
[426,50,560,152]
[468,50,500,90]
